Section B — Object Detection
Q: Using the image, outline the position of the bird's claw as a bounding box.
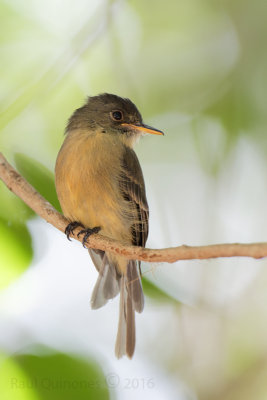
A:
[77,226,101,248]
[65,221,84,241]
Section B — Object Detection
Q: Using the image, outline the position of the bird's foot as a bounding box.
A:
[65,221,84,241]
[77,226,101,248]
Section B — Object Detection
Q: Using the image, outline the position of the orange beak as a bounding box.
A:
[121,123,164,135]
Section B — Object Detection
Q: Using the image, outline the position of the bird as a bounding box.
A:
[55,93,164,358]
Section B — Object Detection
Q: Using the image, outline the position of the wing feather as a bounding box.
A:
[119,147,149,248]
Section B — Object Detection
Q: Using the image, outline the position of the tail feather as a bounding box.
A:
[91,254,120,309]
[127,260,144,313]
[90,250,144,358]
[88,249,105,272]
[126,282,135,357]
[115,276,127,358]
[115,261,143,358]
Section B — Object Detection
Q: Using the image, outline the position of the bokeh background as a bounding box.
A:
[1,0,267,399]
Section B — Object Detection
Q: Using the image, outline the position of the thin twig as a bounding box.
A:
[1,152,267,263]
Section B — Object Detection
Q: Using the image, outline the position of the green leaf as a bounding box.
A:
[14,153,61,212]
[142,276,180,305]
[0,349,110,400]
[0,352,39,400]
[0,218,33,290]
[0,181,34,223]
[206,83,258,139]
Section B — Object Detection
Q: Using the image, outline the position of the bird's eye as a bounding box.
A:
[111,110,123,121]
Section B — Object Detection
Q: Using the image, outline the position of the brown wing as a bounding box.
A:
[120,146,149,248]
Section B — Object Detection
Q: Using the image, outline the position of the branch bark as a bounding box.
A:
[1,152,267,263]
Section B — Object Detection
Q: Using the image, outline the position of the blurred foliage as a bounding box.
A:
[142,276,180,305]
[0,351,39,400]
[1,0,267,164]
[1,1,267,398]
[0,217,32,290]
[14,153,61,212]
[0,182,34,224]
[0,172,34,288]
[0,349,109,400]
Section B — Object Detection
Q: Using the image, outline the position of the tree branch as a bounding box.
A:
[1,152,267,263]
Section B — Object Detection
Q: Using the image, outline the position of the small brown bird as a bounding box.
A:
[55,93,163,358]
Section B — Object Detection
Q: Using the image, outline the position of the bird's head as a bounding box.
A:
[66,93,164,147]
